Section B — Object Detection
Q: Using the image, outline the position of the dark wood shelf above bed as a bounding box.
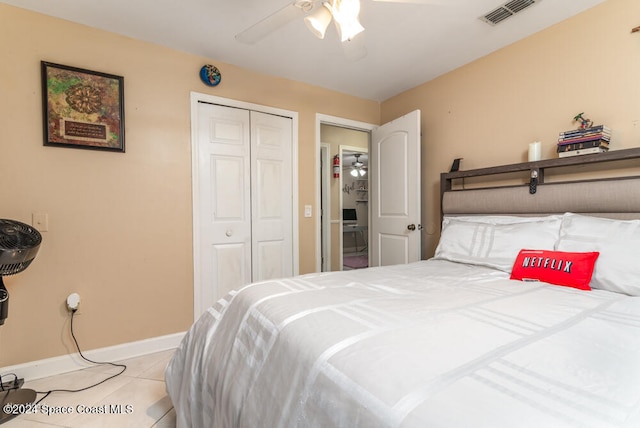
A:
[439,147,640,221]
[441,147,640,192]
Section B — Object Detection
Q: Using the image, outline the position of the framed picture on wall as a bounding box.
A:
[41,61,125,152]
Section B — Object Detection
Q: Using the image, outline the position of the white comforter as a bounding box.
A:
[165,260,640,428]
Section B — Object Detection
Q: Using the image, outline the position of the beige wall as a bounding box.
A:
[0,4,379,366]
[381,0,640,258]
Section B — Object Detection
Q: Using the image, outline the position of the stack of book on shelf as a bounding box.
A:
[557,125,611,158]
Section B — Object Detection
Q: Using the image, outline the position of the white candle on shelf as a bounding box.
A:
[528,141,542,162]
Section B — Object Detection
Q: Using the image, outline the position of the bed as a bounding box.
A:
[166,149,640,427]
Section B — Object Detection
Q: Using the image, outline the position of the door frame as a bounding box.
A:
[191,92,299,321]
[320,143,331,272]
[314,114,376,272]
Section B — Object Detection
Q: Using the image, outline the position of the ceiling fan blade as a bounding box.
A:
[236,2,305,44]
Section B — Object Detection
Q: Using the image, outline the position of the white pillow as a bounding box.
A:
[556,213,640,296]
[442,215,560,225]
[434,215,562,272]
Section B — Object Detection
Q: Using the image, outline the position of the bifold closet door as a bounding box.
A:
[196,102,293,305]
[250,111,293,282]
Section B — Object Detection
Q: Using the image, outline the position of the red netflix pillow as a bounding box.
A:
[510,249,600,291]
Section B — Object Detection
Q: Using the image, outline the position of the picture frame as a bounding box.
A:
[41,61,125,152]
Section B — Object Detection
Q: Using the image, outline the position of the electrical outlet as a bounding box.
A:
[66,293,80,311]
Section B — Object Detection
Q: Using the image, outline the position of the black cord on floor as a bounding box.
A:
[35,309,127,404]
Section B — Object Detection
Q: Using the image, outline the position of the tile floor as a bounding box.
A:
[3,349,176,427]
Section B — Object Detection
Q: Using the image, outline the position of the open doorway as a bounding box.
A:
[341,149,368,270]
[318,122,371,272]
[316,111,422,273]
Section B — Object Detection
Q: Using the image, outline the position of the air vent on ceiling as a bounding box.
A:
[480,0,541,26]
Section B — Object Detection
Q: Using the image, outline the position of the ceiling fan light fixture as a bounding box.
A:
[350,153,367,177]
[335,18,364,42]
[350,168,366,177]
[328,0,365,42]
[304,3,333,39]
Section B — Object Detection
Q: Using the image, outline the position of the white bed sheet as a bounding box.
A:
[165,259,640,428]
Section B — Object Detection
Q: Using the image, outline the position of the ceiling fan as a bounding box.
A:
[235,0,453,49]
[350,153,367,177]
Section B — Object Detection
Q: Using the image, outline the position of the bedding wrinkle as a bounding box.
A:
[392,295,624,424]
[460,306,543,336]
[495,359,629,412]
[470,365,617,428]
[592,307,640,329]
[286,328,405,427]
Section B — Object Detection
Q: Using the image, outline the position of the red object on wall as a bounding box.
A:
[333,155,340,178]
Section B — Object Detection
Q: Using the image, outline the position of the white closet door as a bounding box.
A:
[194,103,294,317]
[250,111,293,281]
[197,103,252,303]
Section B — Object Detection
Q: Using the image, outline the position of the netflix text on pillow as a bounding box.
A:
[510,249,600,291]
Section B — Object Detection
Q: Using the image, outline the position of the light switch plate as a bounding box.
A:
[32,213,49,232]
[304,205,312,218]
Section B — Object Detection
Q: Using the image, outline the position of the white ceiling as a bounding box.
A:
[2,0,606,101]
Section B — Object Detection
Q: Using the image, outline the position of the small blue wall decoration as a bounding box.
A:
[200,64,222,87]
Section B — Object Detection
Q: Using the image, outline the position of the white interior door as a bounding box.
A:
[370,110,421,266]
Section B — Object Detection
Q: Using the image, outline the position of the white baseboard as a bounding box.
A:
[0,332,185,381]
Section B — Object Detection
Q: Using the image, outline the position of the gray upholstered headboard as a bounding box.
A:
[440,148,640,222]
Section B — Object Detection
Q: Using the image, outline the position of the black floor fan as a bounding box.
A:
[0,219,42,425]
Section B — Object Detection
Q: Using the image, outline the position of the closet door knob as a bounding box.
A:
[407,224,416,231]
[226,229,233,237]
